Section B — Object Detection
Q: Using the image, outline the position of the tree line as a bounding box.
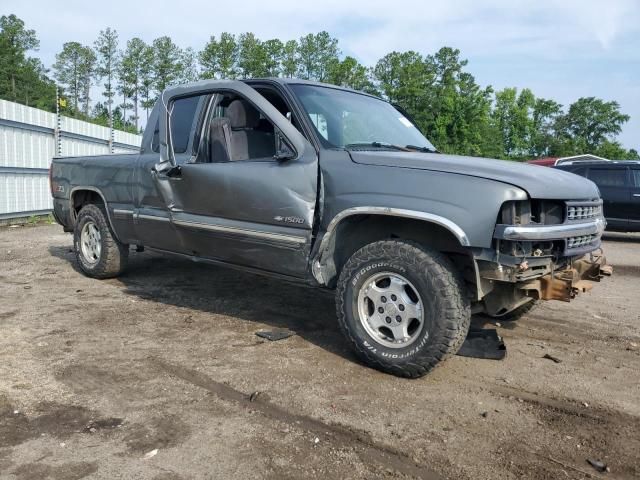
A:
[0,14,637,160]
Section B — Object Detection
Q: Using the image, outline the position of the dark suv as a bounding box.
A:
[555,161,640,232]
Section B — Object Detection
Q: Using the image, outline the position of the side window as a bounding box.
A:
[206,94,276,163]
[308,113,328,140]
[170,95,202,154]
[588,168,627,188]
[632,169,640,188]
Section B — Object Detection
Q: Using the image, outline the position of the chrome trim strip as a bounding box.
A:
[113,209,133,216]
[172,219,307,245]
[320,207,471,250]
[495,217,605,241]
[311,207,471,285]
[137,213,170,222]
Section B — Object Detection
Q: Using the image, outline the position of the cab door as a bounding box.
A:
[155,81,318,278]
[132,99,207,254]
[587,166,630,231]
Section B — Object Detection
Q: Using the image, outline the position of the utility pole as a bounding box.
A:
[109,108,114,154]
[55,86,62,157]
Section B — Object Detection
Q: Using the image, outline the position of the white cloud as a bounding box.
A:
[4,0,639,148]
[8,0,639,64]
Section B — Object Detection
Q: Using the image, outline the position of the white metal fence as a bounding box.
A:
[0,99,142,220]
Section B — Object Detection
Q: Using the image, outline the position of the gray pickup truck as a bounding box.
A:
[51,79,611,377]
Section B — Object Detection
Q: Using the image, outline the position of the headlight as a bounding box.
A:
[499,200,531,225]
[499,200,564,225]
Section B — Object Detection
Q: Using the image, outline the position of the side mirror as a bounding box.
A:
[273,132,296,161]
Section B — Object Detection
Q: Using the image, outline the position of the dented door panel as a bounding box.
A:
[168,159,316,277]
[155,81,318,277]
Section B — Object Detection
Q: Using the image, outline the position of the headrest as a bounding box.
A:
[227,99,260,129]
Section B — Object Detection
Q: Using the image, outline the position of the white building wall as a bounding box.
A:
[0,99,142,219]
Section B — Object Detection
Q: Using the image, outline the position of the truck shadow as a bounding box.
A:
[49,246,358,363]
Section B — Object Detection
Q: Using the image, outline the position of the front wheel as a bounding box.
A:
[74,204,128,279]
[336,240,470,378]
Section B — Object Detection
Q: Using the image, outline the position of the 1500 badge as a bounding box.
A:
[274,215,305,224]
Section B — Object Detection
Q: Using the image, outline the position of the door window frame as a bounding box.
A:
[245,80,321,154]
[167,93,211,165]
[159,82,307,168]
[197,91,282,164]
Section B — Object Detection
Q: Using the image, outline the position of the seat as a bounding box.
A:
[209,118,232,163]
[225,99,275,161]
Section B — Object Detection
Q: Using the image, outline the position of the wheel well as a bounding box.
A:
[324,214,477,295]
[71,190,104,223]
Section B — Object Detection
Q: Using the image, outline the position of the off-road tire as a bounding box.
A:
[490,299,537,322]
[74,203,128,279]
[336,240,471,378]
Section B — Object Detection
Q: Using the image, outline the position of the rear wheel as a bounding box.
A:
[74,204,128,279]
[336,240,470,378]
[490,299,537,322]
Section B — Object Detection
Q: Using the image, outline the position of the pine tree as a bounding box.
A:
[0,14,55,110]
[53,42,96,115]
[94,27,119,127]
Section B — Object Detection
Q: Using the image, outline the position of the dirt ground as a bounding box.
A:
[0,224,639,480]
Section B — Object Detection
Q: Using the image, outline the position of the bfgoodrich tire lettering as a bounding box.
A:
[74,204,128,279]
[336,240,471,378]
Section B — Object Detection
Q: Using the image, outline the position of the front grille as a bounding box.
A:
[567,204,601,221]
[567,234,598,249]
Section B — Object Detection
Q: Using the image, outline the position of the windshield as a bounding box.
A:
[290,84,436,151]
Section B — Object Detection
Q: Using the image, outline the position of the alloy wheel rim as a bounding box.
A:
[80,221,102,264]
[356,271,425,349]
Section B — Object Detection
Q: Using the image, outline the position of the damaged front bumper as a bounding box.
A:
[476,252,612,316]
[474,251,613,317]
[475,209,613,315]
[517,253,612,302]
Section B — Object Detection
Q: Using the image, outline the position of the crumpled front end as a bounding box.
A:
[517,253,611,302]
[475,198,613,316]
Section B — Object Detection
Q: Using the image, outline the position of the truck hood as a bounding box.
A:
[350,151,600,200]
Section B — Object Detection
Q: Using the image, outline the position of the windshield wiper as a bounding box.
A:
[344,142,410,151]
[405,144,438,153]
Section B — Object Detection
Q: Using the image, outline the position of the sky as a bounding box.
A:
[4,0,639,150]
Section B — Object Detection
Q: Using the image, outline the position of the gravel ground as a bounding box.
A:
[0,224,639,480]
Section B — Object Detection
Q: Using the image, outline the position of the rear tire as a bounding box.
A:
[336,240,470,378]
[74,204,128,279]
[490,299,537,322]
